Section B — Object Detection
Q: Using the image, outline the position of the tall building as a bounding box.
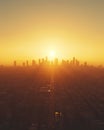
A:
[32,60,36,66]
[14,61,17,67]
[26,60,29,67]
[54,58,58,65]
[72,57,75,65]
[22,62,25,67]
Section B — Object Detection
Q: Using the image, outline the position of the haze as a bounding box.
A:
[0,0,104,65]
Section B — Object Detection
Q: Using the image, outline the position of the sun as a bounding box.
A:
[49,50,56,60]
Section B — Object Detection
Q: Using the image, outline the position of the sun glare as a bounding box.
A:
[49,50,56,60]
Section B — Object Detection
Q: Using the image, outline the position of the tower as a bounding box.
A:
[14,61,17,67]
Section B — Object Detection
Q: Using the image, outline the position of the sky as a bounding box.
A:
[0,0,104,65]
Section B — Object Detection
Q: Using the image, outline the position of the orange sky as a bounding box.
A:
[0,0,104,65]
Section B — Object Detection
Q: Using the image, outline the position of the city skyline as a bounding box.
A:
[1,56,101,67]
[0,0,104,65]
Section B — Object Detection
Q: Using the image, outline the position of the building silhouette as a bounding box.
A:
[14,61,17,67]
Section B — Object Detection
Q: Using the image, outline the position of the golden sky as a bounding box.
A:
[0,0,104,65]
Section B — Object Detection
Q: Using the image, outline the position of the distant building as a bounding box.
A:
[14,61,17,67]
[84,62,87,67]
[76,60,80,66]
[22,62,25,67]
[39,59,41,65]
[26,60,29,67]
[54,58,58,65]
[42,58,45,64]
[45,56,48,63]
[72,57,75,65]
[32,60,36,66]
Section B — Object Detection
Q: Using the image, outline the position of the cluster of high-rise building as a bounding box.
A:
[13,57,88,67]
